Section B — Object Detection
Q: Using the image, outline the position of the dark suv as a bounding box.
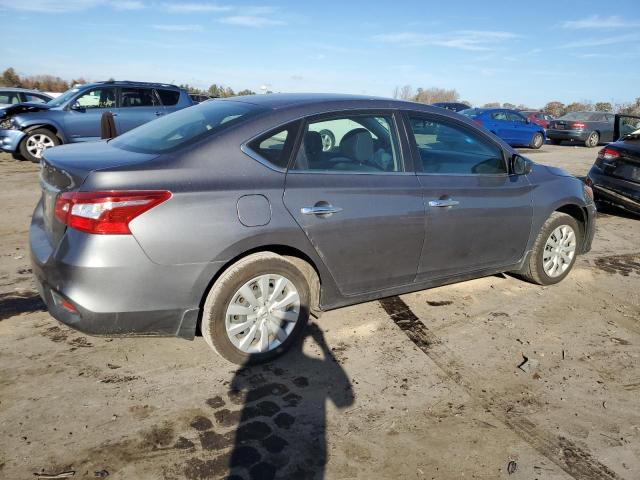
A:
[0,80,193,162]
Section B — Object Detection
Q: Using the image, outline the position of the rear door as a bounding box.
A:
[507,111,533,145]
[62,87,117,142]
[113,87,164,133]
[282,111,425,295]
[404,112,533,280]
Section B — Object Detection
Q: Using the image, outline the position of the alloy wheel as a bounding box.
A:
[25,134,55,159]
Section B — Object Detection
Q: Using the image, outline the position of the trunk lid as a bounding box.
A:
[40,141,159,246]
[602,142,640,184]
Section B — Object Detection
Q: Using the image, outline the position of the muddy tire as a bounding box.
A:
[517,212,581,286]
[201,252,310,364]
[19,128,60,163]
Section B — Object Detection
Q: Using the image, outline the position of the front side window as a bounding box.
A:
[111,100,265,154]
[120,88,157,107]
[491,111,508,121]
[292,114,402,172]
[408,115,506,175]
[75,88,116,109]
[507,112,526,123]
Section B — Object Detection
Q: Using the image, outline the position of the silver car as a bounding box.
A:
[30,94,596,364]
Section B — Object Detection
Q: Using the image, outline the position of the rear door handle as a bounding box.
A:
[301,205,343,216]
[428,199,459,208]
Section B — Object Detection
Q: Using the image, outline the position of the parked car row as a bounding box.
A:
[0,80,193,162]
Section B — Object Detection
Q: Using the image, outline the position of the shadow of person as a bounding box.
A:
[184,322,354,480]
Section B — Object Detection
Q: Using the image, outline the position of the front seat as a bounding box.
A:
[334,129,378,171]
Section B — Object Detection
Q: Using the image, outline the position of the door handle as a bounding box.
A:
[301,205,343,216]
[154,111,165,116]
[428,199,459,208]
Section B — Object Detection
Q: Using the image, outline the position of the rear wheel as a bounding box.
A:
[201,252,310,364]
[19,128,60,163]
[517,212,580,285]
[585,131,599,148]
[319,129,335,152]
[530,132,544,149]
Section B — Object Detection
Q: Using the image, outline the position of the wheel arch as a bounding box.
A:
[554,203,589,251]
[196,244,326,334]
[22,123,65,143]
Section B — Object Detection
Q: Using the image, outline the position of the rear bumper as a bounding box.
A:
[29,201,220,339]
[546,129,589,142]
[588,166,640,214]
[0,128,25,153]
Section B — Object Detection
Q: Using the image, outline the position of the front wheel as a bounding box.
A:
[19,128,60,163]
[201,252,310,364]
[585,131,600,148]
[516,212,581,285]
[530,132,544,149]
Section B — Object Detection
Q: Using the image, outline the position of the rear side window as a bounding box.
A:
[111,100,265,154]
[120,88,157,107]
[506,112,526,122]
[24,93,49,103]
[408,115,506,175]
[156,89,180,106]
[292,114,402,172]
[491,111,508,121]
[247,122,299,169]
[0,91,21,104]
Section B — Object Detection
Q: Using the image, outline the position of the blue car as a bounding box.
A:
[0,80,193,162]
[460,108,546,149]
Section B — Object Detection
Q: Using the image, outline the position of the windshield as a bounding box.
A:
[46,88,82,107]
[559,112,605,121]
[111,100,266,154]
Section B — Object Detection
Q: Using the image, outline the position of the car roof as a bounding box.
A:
[217,92,450,113]
[0,87,50,94]
[80,80,182,90]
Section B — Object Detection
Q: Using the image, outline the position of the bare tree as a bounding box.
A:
[392,85,414,100]
[594,102,612,112]
[413,87,459,104]
[483,102,500,108]
[564,102,592,114]
[543,101,565,117]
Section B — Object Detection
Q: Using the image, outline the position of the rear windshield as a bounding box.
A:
[559,112,605,121]
[110,100,266,154]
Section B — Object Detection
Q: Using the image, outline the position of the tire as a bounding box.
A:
[201,252,310,364]
[530,132,544,149]
[318,129,335,152]
[549,139,562,145]
[19,128,60,163]
[585,131,599,148]
[11,152,25,161]
[517,212,581,286]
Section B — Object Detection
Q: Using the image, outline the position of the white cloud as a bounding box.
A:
[152,24,202,32]
[161,2,232,13]
[561,34,640,49]
[0,0,144,12]
[562,15,640,29]
[373,30,518,51]
[219,15,285,27]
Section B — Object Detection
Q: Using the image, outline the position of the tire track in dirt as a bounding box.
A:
[379,295,623,480]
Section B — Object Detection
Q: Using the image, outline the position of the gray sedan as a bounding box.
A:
[30,94,596,364]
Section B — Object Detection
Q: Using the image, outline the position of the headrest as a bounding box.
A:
[305,131,322,156]
[340,129,373,163]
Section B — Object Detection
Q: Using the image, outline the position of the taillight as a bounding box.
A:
[572,122,586,129]
[54,190,171,234]
[597,147,620,160]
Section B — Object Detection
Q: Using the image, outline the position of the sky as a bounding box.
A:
[0,0,638,108]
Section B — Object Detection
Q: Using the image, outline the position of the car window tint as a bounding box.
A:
[491,111,508,121]
[120,88,157,107]
[24,93,48,103]
[507,112,525,122]
[247,122,298,169]
[0,92,21,104]
[408,115,506,175]
[75,88,116,109]
[156,89,180,106]
[292,115,402,172]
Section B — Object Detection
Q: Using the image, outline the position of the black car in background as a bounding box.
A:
[547,111,615,147]
[586,114,640,215]
[431,102,471,112]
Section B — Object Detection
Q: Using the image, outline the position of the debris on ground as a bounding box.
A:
[94,470,109,478]
[507,460,518,475]
[34,471,75,479]
[517,354,539,373]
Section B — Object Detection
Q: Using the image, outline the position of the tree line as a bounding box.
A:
[393,84,640,117]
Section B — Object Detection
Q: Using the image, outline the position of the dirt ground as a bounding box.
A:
[0,145,639,480]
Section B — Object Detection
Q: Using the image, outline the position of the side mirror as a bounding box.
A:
[70,101,83,111]
[511,154,532,175]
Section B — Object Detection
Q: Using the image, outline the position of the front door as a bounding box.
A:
[63,87,117,142]
[283,112,425,295]
[405,112,533,281]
